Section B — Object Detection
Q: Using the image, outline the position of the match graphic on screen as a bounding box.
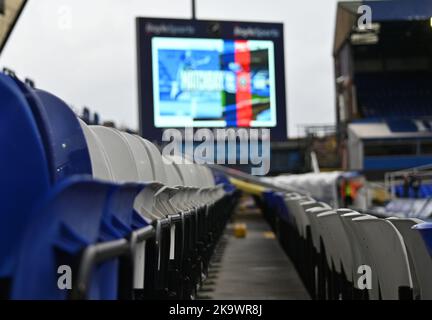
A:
[151,37,277,128]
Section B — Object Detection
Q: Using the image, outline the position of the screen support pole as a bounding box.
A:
[191,0,196,20]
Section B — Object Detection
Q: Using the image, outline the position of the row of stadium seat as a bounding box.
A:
[382,198,432,219]
[394,184,432,199]
[259,191,432,300]
[355,72,432,119]
[0,72,239,300]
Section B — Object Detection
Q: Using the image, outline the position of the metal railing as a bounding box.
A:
[385,163,432,199]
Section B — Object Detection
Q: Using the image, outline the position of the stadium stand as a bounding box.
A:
[1,71,431,300]
[257,181,432,300]
[0,72,239,299]
[355,72,432,119]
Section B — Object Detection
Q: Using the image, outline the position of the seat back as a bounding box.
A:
[341,213,378,295]
[121,133,154,182]
[31,89,93,182]
[317,211,353,280]
[388,218,432,299]
[353,216,412,299]
[162,156,183,188]
[135,136,168,184]
[0,74,51,279]
[285,197,309,238]
[79,120,114,181]
[305,204,332,253]
[201,166,216,187]
[90,126,139,182]
[10,76,92,183]
[167,155,196,187]
[11,178,115,299]
[298,199,317,236]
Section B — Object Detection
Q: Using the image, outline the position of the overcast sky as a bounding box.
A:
[0,0,340,137]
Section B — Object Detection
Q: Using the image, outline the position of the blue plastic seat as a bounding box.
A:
[413,222,432,257]
[0,73,50,283]
[93,183,150,300]
[10,77,93,183]
[275,192,291,223]
[11,177,118,300]
[103,184,148,239]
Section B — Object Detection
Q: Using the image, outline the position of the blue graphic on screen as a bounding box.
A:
[152,37,277,128]
[158,49,223,119]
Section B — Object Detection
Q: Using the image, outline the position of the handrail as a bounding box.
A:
[72,226,155,300]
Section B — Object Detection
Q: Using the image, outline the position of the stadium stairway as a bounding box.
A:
[199,195,310,300]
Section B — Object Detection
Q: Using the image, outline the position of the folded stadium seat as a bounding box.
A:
[316,210,355,300]
[194,167,222,272]
[387,218,432,300]
[313,210,341,300]
[120,133,177,293]
[26,89,93,182]
[2,74,106,299]
[262,191,279,239]
[194,166,228,284]
[90,126,140,182]
[72,123,158,299]
[166,159,228,299]
[134,136,168,183]
[79,120,114,181]
[126,139,222,299]
[163,156,209,298]
[121,133,154,182]
[352,216,413,300]
[97,183,152,300]
[340,213,378,300]
[9,76,94,181]
[311,209,343,300]
[278,193,300,254]
[129,141,190,216]
[153,156,207,299]
[0,74,51,298]
[89,127,173,299]
[305,204,336,300]
[124,134,192,298]
[261,191,281,231]
[263,191,289,246]
[11,178,121,299]
[284,195,312,269]
[281,193,306,256]
[81,125,159,298]
[87,129,162,220]
[158,157,191,298]
[296,198,320,294]
[283,193,307,229]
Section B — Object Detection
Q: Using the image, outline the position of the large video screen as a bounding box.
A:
[137,18,287,141]
[152,37,277,128]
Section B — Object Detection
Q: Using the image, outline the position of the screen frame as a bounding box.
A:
[136,17,287,141]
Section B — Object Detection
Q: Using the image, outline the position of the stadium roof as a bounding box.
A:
[334,0,432,55]
[0,0,28,54]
